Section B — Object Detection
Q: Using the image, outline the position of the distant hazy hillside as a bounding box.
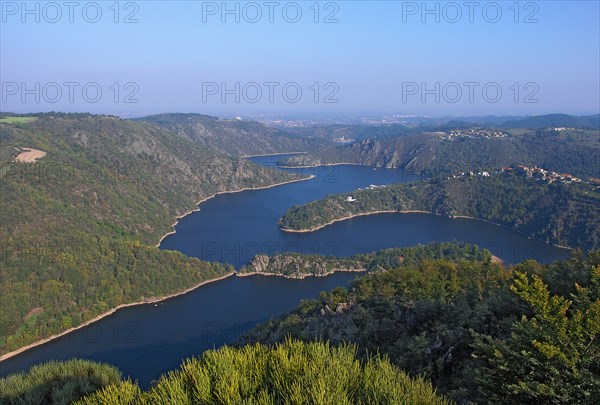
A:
[283,123,412,142]
[280,127,600,178]
[273,114,600,143]
[0,114,303,354]
[499,113,600,129]
[425,113,600,129]
[137,113,329,156]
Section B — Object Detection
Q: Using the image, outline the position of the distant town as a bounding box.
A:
[437,128,508,140]
[450,165,600,186]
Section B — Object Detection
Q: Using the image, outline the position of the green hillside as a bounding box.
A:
[239,243,492,278]
[137,113,329,157]
[241,248,600,404]
[279,127,600,178]
[2,244,597,404]
[280,172,600,251]
[0,114,305,355]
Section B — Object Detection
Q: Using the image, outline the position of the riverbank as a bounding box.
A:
[237,267,366,280]
[281,210,432,233]
[452,215,573,250]
[156,175,315,247]
[240,151,308,158]
[280,162,374,169]
[0,272,236,362]
[278,161,419,173]
[281,210,574,252]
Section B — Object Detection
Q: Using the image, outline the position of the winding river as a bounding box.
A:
[0,155,570,387]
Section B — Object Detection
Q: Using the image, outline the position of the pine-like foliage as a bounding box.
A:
[77,340,451,405]
[0,359,122,404]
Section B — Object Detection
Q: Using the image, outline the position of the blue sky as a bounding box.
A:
[1,0,599,117]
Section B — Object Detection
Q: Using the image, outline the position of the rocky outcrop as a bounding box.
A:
[239,253,365,279]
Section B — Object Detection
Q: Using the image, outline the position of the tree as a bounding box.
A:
[474,267,600,404]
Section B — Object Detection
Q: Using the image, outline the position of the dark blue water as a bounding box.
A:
[0,155,570,386]
[0,273,359,387]
[161,155,569,266]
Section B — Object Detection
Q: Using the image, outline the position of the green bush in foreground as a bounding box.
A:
[76,340,451,405]
[473,266,600,404]
[0,359,122,404]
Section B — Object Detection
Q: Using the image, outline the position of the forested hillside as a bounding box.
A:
[280,172,600,251]
[280,127,600,178]
[239,243,492,278]
[137,113,329,157]
[241,248,600,404]
[0,114,305,355]
[2,244,597,404]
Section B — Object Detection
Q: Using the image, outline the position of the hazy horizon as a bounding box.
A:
[2,1,599,116]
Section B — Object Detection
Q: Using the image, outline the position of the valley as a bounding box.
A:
[0,113,597,404]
